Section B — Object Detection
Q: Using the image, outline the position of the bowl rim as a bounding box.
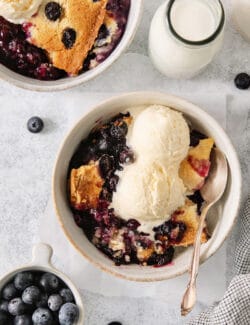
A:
[0,0,144,92]
[52,91,242,282]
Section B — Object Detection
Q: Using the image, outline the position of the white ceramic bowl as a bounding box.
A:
[0,243,84,324]
[53,91,242,282]
[0,1,143,92]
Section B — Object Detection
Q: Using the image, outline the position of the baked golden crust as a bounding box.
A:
[173,200,208,247]
[28,0,108,75]
[70,162,104,209]
[179,138,214,191]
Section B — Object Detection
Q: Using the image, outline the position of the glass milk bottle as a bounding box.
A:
[149,0,225,79]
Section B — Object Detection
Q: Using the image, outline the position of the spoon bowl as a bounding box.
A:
[201,148,228,204]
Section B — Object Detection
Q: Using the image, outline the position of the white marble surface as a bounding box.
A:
[0,0,250,324]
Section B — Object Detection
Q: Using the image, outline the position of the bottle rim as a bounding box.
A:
[166,0,225,46]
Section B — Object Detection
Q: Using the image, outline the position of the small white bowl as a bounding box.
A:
[53,91,242,282]
[0,0,143,92]
[0,243,84,324]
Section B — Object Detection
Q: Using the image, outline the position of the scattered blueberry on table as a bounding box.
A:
[0,271,79,325]
[27,117,44,133]
[234,72,250,90]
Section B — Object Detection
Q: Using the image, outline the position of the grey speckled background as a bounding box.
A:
[0,0,249,324]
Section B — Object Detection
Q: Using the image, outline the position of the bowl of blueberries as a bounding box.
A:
[0,243,84,325]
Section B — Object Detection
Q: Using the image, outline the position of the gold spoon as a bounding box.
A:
[181,148,228,316]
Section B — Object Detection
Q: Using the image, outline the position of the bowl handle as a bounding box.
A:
[31,243,53,267]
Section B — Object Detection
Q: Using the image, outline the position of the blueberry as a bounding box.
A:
[119,149,134,164]
[48,294,63,311]
[35,293,48,308]
[0,310,11,325]
[107,175,119,191]
[126,219,140,230]
[59,289,74,303]
[62,28,76,49]
[97,24,109,41]
[108,322,122,325]
[59,303,79,325]
[0,300,8,312]
[14,272,34,291]
[110,121,128,139]
[99,154,114,177]
[22,286,41,305]
[32,308,53,325]
[95,137,109,152]
[234,73,250,90]
[45,2,62,21]
[39,273,60,293]
[8,297,27,316]
[2,282,19,300]
[14,314,32,325]
[27,117,44,133]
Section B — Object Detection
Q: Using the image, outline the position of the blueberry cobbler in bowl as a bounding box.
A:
[0,0,130,80]
[68,105,215,267]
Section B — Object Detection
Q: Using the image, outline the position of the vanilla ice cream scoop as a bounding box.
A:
[112,105,190,234]
[0,0,43,24]
[112,160,186,223]
[129,105,190,164]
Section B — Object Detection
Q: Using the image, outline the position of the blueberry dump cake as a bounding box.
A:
[68,106,214,267]
[0,0,130,80]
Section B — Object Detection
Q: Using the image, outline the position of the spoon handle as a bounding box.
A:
[181,204,210,316]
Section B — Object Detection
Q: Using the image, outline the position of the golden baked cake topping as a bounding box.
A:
[27,0,108,75]
[172,200,208,247]
[70,162,104,210]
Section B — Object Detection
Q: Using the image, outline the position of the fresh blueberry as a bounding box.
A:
[0,300,8,312]
[39,273,60,293]
[59,303,79,325]
[32,308,53,325]
[22,286,41,305]
[8,297,27,316]
[0,310,11,325]
[35,293,48,309]
[59,289,74,303]
[48,294,63,311]
[27,117,44,133]
[108,322,122,325]
[45,2,62,21]
[14,272,34,291]
[2,282,19,300]
[234,73,250,90]
[14,314,32,325]
[62,28,76,49]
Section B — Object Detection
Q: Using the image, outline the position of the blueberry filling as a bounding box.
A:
[0,0,131,80]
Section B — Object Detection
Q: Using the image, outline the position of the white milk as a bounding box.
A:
[149,0,225,79]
